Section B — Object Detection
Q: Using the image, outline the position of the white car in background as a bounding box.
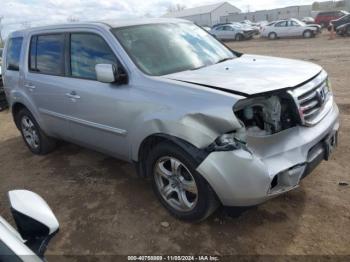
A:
[210,23,256,41]
[0,190,59,261]
[262,19,319,40]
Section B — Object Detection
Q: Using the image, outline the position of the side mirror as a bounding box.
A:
[95,64,118,83]
[8,190,59,258]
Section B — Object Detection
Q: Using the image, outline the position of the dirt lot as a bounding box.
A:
[0,33,349,257]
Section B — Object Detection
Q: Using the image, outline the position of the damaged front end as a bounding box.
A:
[196,70,340,207]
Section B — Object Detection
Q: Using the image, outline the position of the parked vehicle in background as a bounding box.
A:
[293,19,322,33]
[0,190,59,261]
[240,20,260,35]
[302,17,315,24]
[315,10,348,28]
[262,19,318,40]
[210,23,255,41]
[0,47,8,111]
[3,19,339,221]
[257,20,269,30]
[329,14,350,31]
[336,22,350,36]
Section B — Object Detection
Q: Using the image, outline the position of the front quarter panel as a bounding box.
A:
[128,77,245,161]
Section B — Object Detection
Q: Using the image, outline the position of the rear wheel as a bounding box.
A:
[235,33,244,41]
[303,30,313,38]
[147,142,219,222]
[16,108,56,155]
[268,32,277,40]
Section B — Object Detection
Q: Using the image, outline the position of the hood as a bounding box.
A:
[163,54,322,96]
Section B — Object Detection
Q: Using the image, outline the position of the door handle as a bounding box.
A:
[24,83,36,91]
[65,91,80,100]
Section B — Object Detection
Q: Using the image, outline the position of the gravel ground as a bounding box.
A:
[0,32,349,257]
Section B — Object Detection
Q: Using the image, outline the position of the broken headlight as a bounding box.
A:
[206,132,248,152]
[234,95,298,136]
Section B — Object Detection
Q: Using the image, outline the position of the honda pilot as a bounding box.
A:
[2,19,339,221]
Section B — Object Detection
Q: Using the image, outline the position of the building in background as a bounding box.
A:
[163,2,241,26]
[220,0,350,23]
[220,5,313,23]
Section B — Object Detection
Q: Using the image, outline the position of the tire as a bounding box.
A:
[347,26,350,36]
[16,108,56,155]
[147,142,219,222]
[268,32,277,40]
[235,34,244,41]
[303,30,313,38]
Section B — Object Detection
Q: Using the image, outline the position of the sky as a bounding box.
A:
[1,0,317,38]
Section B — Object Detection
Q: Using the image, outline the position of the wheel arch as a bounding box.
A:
[12,102,29,129]
[135,133,209,177]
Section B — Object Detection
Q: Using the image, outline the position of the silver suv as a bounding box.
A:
[3,19,339,221]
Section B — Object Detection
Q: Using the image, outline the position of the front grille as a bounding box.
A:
[289,71,333,126]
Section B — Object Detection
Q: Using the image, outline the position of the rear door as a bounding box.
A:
[63,31,130,159]
[24,33,71,139]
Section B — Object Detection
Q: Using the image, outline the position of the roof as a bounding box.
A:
[8,18,189,36]
[163,2,240,18]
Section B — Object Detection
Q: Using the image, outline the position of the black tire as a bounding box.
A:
[16,108,56,155]
[347,26,350,36]
[147,142,219,222]
[235,33,244,41]
[303,30,313,38]
[268,32,277,40]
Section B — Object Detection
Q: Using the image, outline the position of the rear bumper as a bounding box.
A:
[196,102,340,206]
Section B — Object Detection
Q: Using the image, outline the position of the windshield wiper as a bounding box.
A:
[216,57,233,64]
[191,64,207,71]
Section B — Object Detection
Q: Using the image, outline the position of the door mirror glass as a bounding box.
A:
[95,64,117,83]
[8,190,59,257]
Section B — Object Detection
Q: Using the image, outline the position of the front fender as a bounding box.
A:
[129,108,243,161]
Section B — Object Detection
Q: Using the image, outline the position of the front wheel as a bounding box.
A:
[346,26,350,36]
[303,30,313,38]
[235,34,244,41]
[268,32,277,40]
[147,142,219,222]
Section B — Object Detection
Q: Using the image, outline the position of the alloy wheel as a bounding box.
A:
[21,116,40,149]
[154,156,198,212]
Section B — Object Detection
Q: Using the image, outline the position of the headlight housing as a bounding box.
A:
[206,132,248,152]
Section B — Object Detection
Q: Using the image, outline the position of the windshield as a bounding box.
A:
[293,19,306,26]
[112,23,235,76]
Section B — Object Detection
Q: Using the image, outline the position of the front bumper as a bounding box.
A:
[196,102,340,206]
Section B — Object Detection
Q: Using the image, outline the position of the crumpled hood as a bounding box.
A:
[163,54,322,96]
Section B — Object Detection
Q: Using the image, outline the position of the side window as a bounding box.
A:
[223,26,232,31]
[29,34,64,75]
[216,26,224,31]
[275,21,287,27]
[70,33,118,80]
[6,37,23,71]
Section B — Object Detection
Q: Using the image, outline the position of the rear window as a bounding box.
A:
[29,34,64,75]
[6,37,23,71]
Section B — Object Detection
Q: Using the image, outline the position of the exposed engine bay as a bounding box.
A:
[234,94,299,136]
